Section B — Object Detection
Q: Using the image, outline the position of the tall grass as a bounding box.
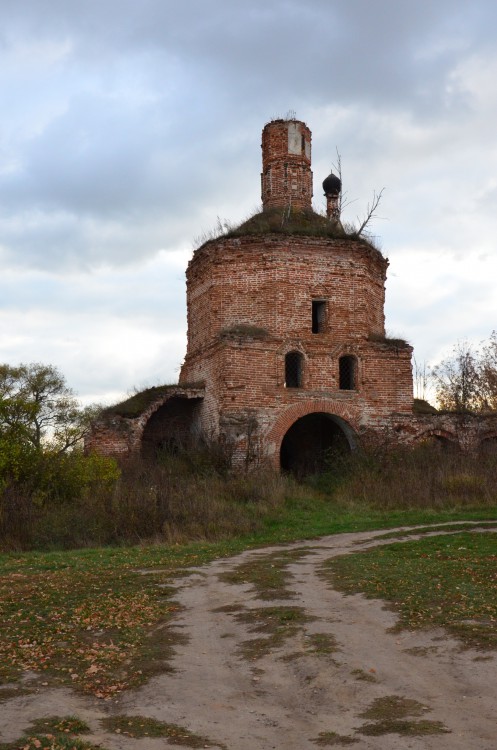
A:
[1,442,496,552]
[0,446,287,551]
[309,442,497,510]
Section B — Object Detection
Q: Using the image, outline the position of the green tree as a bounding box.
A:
[0,363,97,454]
[0,364,118,548]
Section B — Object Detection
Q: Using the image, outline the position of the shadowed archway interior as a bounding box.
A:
[279,412,353,476]
[141,397,202,458]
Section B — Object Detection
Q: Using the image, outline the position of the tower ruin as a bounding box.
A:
[178,118,414,473]
[87,117,497,467]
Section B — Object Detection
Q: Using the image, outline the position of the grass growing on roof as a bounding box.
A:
[104,383,204,419]
[194,206,382,252]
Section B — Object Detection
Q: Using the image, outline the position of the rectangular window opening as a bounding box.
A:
[339,356,356,390]
[285,351,303,388]
[312,300,326,334]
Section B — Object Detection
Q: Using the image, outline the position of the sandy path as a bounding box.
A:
[1,526,496,749]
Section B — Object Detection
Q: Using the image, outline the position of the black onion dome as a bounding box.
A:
[322,171,342,196]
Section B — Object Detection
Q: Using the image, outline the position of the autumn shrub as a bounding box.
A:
[0,451,120,550]
[3,436,496,552]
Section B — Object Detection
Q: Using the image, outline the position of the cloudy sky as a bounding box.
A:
[1,0,496,405]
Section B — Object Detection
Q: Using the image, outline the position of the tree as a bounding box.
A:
[0,363,97,454]
[413,357,430,401]
[431,342,481,412]
[355,188,385,238]
[479,331,497,410]
[431,334,497,413]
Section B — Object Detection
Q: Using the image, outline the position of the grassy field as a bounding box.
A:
[321,530,497,650]
[1,486,496,702]
[2,442,496,750]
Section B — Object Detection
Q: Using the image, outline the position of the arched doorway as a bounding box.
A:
[280,412,354,476]
[141,397,201,458]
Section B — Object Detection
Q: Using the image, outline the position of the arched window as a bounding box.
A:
[339,355,357,391]
[285,351,304,388]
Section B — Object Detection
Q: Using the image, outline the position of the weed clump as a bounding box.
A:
[100,715,225,747]
[2,715,98,750]
[356,695,450,736]
[368,332,410,349]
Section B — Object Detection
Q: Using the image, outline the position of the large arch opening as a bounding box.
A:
[280,412,354,476]
[141,397,202,458]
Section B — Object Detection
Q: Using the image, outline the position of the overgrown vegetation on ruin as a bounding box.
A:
[104,383,204,419]
[2,361,497,553]
[367,332,410,349]
[310,441,497,510]
[193,206,382,252]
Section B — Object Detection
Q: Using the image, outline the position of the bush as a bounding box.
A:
[3,437,496,552]
[0,451,120,549]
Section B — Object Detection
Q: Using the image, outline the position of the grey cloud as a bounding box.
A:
[2,1,495,110]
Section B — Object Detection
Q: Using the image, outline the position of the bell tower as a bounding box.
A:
[261,119,313,210]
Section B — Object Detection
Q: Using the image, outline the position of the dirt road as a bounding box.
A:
[1,526,496,748]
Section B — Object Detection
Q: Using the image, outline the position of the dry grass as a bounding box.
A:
[2,437,497,552]
[0,451,288,550]
[313,442,497,510]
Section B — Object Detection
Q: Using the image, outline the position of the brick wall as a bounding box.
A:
[85,387,205,458]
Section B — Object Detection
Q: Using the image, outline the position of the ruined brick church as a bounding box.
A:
[87,118,497,472]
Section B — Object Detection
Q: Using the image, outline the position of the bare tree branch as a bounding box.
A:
[355,188,385,237]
